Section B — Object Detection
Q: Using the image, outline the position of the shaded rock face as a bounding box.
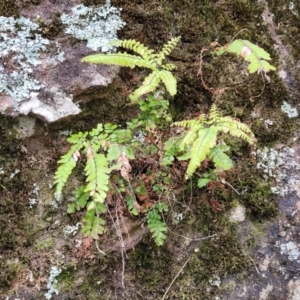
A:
[0,0,119,122]
[2,0,300,299]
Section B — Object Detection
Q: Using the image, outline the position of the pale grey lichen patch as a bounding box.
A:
[278,69,287,80]
[28,183,40,208]
[60,1,126,52]
[0,67,43,104]
[259,284,273,300]
[44,266,62,299]
[255,147,300,196]
[0,2,122,122]
[0,17,47,101]
[281,101,298,118]
[0,16,48,65]
[289,2,299,16]
[0,16,64,108]
[209,274,221,287]
[278,241,300,261]
[63,223,82,237]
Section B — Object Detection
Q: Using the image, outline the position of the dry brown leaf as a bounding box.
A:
[82,236,93,251]
[117,152,132,181]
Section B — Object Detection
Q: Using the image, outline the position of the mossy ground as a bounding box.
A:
[0,0,299,299]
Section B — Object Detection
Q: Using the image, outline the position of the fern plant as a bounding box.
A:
[172,104,256,179]
[147,202,168,246]
[216,39,276,78]
[54,123,135,239]
[81,37,181,102]
[54,118,171,245]
[54,36,276,247]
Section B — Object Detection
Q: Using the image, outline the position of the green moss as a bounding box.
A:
[0,0,19,17]
[174,227,250,299]
[0,259,22,290]
[269,1,300,62]
[0,0,42,17]
[81,0,104,5]
[57,267,77,293]
[37,12,64,40]
[34,238,54,251]
[127,239,173,288]
[223,158,278,219]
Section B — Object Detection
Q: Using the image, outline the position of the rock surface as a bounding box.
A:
[0,0,119,122]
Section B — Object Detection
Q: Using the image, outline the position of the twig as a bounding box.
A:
[247,255,260,274]
[106,203,126,289]
[197,48,230,95]
[162,257,190,300]
[95,239,107,256]
[220,178,240,195]
[115,207,126,289]
[165,221,217,241]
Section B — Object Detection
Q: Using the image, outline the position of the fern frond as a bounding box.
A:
[82,209,106,239]
[67,131,88,144]
[67,186,90,214]
[126,194,139,216]
[209,145,233,171]
[179,125,205,151]
[186,126,218,178]
[147,203,168,246]
[84,145,110,203]
[217,117,256,144]
[162,63,177,71]
[82,52,157,70]
[173,119,206,152]
[217,39,276,74]
[230,39,276,73]
[208,104,221,124]
[159,70,177,96]
[83,37,179,102]
[54,143,84,199]
[129,70,161,102]
[173,104,256,179]
[89,123,104,137]
[111,39,155,61]
[107,143,123,161]
[107,144,135,162]
[156,36,181,65]
[172,119,202,129]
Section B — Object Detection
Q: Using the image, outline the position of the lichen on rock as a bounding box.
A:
[60,1,125,52]
[0,0,124,122]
